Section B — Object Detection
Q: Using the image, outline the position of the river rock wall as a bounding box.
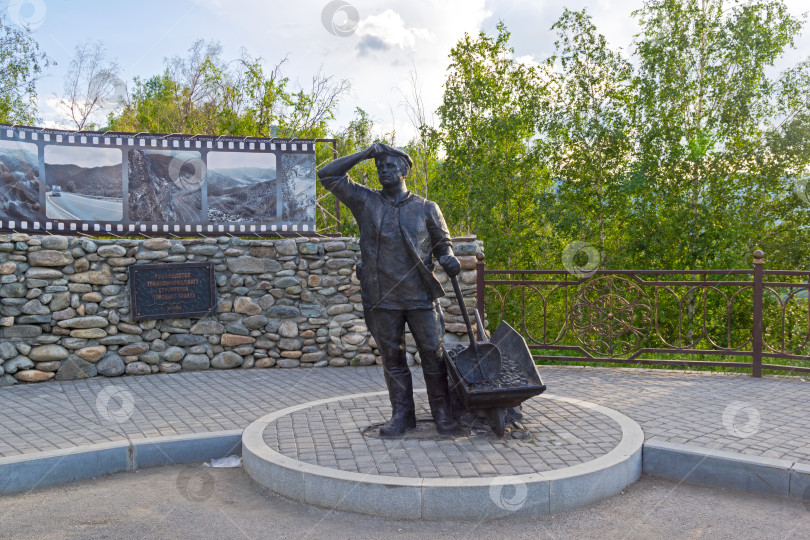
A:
[0,234,482,385]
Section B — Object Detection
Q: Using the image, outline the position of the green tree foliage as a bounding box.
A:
[539,9,634,269]
[431,4,810,358]
[754,57,810,269]
[398,65,440,201]
[629,0,810,270]
[404,127,440,202]
[108,40,349,140]
[0,16,50,124]
[321,107,381,235]
[431,2,809,274]
[436,22,554,268]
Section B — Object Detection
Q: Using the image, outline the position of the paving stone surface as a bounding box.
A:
[0,366,808,467]
[262,393,623,478]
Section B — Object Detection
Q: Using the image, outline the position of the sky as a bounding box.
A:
[208,150,276,171]
[44,144,121,167]
[3,0,809,143]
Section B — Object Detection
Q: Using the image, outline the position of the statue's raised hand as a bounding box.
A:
[365,142,385,159]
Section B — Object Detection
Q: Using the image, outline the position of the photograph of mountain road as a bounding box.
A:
[207,151,277,223]
[0,140,41,222]
[128,149,204,222]
[45,145,123,221]
[280,152,316,225]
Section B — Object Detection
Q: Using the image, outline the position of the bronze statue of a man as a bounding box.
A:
[317,143,460,436]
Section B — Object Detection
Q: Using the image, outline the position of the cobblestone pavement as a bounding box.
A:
[262,393,622,477]
[0,366,808,466]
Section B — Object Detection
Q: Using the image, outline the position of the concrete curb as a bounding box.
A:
[642,440,810,501]
[2,406,807,512]
[242,391,644,520]
[0,430,242,495]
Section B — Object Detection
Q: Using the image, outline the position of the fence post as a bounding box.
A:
[752,250,764,378]
[476,252,485,340]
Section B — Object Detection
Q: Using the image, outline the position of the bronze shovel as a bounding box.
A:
[449,274,502,385]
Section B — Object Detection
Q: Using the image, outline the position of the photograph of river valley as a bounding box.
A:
[207,151,277,223]
[128,149,204,223]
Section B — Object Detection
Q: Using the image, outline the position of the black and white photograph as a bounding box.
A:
[0,139,41,222]
[128,149,204,222]
[280,152,316,225]
[45,145,123,221]
[207,151,276,223]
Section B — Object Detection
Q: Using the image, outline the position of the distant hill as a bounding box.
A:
[208,178,276,222]
[207,167,276,195]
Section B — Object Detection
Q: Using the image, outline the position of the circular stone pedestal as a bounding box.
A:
[243,391,642,521]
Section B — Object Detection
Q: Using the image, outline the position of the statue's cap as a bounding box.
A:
[376,143,413,169]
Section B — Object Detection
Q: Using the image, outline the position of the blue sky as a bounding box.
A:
[3,0,809,142]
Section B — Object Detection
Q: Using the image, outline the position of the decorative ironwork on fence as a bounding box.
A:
[475,251,810,377]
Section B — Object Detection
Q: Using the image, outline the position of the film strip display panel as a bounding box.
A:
[0,125,318,235]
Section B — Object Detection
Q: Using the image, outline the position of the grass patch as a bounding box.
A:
[532,351,810,377]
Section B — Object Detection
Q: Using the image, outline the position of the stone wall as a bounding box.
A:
[0,234,482,386]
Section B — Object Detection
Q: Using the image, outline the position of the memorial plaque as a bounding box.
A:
[128,262,217,321]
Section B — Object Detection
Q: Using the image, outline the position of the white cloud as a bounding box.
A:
[355,9,432,55]
[41,120,74,131]
[187,0,490,143]
[514,54,542,70]
[41,95,115,131]
[42,96,72,125]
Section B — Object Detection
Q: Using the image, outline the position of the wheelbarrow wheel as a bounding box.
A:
[489,407,507,438]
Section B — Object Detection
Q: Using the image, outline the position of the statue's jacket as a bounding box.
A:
[319,173,453,308]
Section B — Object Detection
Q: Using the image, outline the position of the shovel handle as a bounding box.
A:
[473,308,487,342]
[450,274,479,355]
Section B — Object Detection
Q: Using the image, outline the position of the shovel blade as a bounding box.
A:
[453,342,502,385]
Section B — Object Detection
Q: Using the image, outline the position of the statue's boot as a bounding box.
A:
[424,370,459,436]
[379,365,416,438]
